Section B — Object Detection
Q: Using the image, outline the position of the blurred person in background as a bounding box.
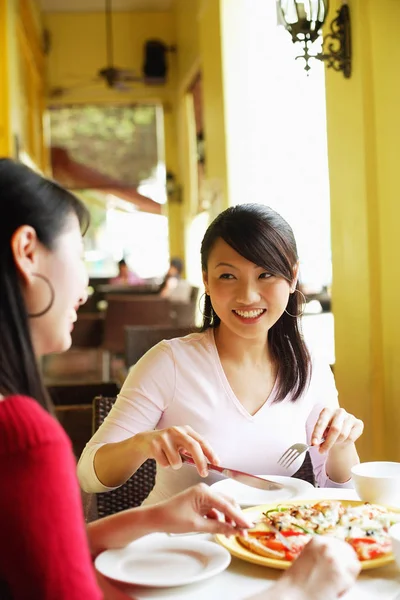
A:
[110,258,143,286]
[159,257,192,303]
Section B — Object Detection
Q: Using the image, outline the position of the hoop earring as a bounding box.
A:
[284,289,306,318]
[27,273,55,318]
[198,291,213,320]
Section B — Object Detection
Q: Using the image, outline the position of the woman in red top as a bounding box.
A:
[0,159,359,600]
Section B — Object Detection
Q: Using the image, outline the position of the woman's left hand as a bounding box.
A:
[153,483,253,537]
[311,407,364,454]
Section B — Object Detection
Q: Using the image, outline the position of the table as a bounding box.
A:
[102,488,400,600]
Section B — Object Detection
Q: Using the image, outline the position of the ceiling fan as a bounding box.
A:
[50,0,142,98]
[49,0,175,99]
[97,0,142,89]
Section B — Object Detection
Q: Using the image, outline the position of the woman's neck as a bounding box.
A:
[213,324,272,367]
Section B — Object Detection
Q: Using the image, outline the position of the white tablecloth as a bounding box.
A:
[104,488,400,600]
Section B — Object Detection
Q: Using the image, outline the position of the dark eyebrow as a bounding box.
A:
[214,262,238,269]
[214,262,262,270]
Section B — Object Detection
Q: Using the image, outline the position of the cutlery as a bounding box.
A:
[277,437,326,468]
[181,455,284,491]
[267,524,296,550]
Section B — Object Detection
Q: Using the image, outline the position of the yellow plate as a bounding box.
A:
[215,499,400,571]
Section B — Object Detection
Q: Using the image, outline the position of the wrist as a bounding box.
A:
[326,442,359,483]
[129,431,151,461]
[144,501,171,534]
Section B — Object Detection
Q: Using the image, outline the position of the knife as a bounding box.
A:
[181,455,284,491]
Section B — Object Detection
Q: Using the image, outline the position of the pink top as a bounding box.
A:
[110,272,143,285]
[78,329,353,502]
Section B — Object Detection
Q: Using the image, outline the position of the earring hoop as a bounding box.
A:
[27,273,55,318]
[198,291,213,320]
[284,289,306,318]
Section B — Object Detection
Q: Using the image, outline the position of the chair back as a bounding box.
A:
[71,313,105,348]
[292,452,315,486]
[48,381,119,406]
[125,325,196,367]
[48,381,119,459]
[92,396,156,517]
[103,296,172,354]
[169,301,197,327]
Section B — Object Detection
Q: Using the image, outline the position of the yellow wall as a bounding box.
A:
[171,0,231,277]
[325,0,400,461]
[169,0,201,265]
[174,0,200,85]
[198,0,228,214]
[0,0,47,169]
[0,0,12,156]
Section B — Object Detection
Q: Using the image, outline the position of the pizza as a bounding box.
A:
[237,500,400,562]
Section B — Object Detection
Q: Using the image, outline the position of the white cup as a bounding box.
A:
[351,462,400,506]
[389,522,400,570]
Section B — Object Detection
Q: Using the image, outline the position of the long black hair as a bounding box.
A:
[0,159,89,411]
[200,204,311,402]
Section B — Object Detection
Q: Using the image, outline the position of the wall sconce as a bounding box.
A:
[277,1,351,77]
[166,171,182,204]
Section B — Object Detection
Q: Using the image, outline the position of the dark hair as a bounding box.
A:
[200,203,311,402]
[118,259,127,267]
[0,158,90,412]
[170,257,183,276]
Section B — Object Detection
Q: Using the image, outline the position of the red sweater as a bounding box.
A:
[0,395,102,600]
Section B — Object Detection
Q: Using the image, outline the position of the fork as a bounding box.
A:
[278,438,326,469]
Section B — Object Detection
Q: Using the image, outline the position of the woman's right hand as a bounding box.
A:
[134,426,220,477]
[258,536,360,600]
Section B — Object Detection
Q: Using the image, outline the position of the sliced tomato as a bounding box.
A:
[264,539,286,552]
[285,551,296,561]
[280,530,307,537]
[347,537,391,561]
[284,547,304,561]
[248,531,274,539]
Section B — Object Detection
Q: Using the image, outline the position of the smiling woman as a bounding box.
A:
[78,204,364,505]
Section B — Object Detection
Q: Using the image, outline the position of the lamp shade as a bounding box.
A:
[277,0,329,43]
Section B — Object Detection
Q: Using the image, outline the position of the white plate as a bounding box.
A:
[94,533,231,587]
[210,475,314,508]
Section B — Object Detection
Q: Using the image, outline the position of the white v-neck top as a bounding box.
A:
[78,329,353,502]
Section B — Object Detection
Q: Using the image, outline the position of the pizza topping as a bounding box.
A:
[238,501,399,563]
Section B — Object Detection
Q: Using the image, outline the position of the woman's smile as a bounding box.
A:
[232,308,267,324]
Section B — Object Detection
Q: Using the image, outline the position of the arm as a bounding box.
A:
[77,342,175,491]
[77,342,219,492]
[87,483,253,557]
[313,407,362,483]
[306,359,362,486]
[0,436,102,600]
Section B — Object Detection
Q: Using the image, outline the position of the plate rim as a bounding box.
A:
[210,475,315,507]
[215,498,400,571]
[94,536,231,587]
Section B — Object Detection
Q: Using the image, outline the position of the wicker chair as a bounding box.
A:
[292,452,316,486]
[92,396,156,518]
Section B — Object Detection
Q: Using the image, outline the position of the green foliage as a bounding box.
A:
[50,104,159,185]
